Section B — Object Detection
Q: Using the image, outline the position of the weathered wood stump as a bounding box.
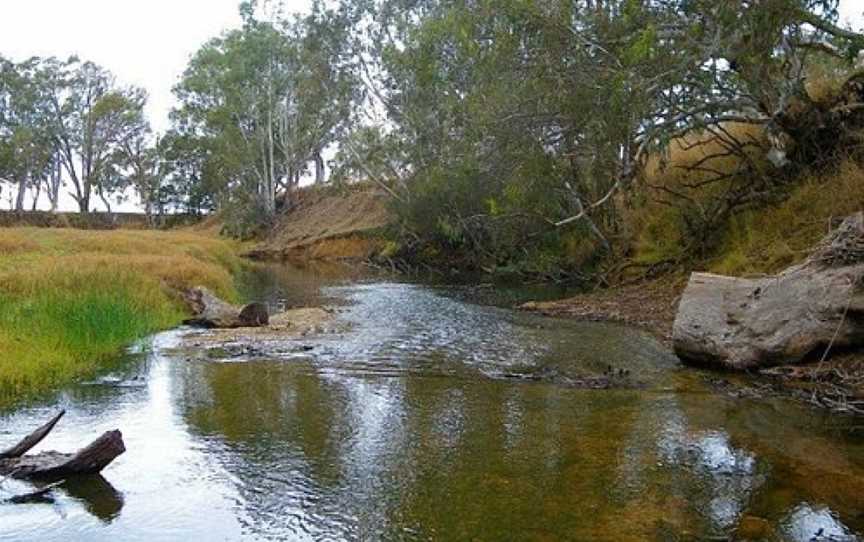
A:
[673,213,864,370]
[182,286,269,328]
[0,410,125,481]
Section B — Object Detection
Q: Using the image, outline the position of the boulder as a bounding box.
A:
[182,286,269,328]
[238,302,270,327]
[673,213,864,370]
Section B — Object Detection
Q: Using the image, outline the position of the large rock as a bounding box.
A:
[673,213,864,370]
[182,286,269,328]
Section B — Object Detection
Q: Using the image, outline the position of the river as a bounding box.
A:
[2,264,864,541]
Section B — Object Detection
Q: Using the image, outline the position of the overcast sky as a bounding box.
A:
[0,0,312,133]
[1,0,859,135]
[0,0,861,210]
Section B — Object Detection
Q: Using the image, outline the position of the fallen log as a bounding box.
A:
[673,213,864,370]
[0,412,125,481]
[182,286,269,328]
[0,410,65,459]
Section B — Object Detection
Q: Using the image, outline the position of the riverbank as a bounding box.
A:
[245,186,391,262]
[0,227,243,404]
[521,274,864,415]
[519,275,686,345]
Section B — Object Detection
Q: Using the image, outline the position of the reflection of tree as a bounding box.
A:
[164,277,864,540]
[181,361,343,480]
[657,390,863,538]
[392,379,647,541]
[235,262,364,309]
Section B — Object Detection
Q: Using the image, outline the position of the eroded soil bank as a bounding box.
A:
[244,187,391,262]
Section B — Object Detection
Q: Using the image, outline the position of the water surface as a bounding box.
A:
[2,264,864,541]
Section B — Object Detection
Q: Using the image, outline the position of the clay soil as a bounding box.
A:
[246,187,392,262]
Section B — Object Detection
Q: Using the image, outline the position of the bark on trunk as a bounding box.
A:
[0,410,65,459]
[0,431,126,481]
[673,213,864,369]
[315,151,325,184]
[14,178,26,211]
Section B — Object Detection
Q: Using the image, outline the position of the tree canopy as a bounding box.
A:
[1,0,863,271]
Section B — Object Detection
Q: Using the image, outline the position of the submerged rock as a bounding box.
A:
[673,213,864,370]
[182,286,269,328]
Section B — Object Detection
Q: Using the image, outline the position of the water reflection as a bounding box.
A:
[61,476,125,523]
[1,272,864,540]
[782,504,858,541]
[658,403,762,531]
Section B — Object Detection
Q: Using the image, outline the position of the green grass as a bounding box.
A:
[0,227,244,404]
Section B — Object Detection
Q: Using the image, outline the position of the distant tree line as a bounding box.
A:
[2,0,864,266]
[0,55,196,221]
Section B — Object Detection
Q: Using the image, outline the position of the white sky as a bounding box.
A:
[0,0,861,210]
[0,0,311,134]
[0,0,310,210]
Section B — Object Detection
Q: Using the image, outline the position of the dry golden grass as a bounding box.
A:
[0,227,243,404]
[711,159,864,275]
[642,123,769,188]
[804,61,852,105]
[625,123,771,264]
[0,231,38,255]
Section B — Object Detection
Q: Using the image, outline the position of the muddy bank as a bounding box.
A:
[519,276,686,345]
[521,276,864,415]
[179,306,342,362]
[245,187,392,262]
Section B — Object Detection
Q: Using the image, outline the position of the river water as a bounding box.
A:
[2,264,864,541]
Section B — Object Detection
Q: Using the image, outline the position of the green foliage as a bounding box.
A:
[327,0,863,278]
[171,2,357,235]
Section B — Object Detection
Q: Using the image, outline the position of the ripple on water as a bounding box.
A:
[1,274,863,540]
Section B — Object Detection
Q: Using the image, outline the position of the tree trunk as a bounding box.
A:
[0,431,126,481]
[314,151,325,184]
[0,411,65,459]
[48,158,62,212]
[74,191,90,214]
[98,190,112,216]
[15,178,27,211]
[30,183,41,211]
[0,410,125,482]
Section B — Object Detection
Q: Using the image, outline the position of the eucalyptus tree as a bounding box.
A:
[172,0,356,233]
[116,129,163,221]
[42,57,149,213]
[0,57,57,211]
[337,0,864,265]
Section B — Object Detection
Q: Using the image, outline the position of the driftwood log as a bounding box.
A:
[673,213,864,370]
[182,286,269,328]
[0,410,125,481]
